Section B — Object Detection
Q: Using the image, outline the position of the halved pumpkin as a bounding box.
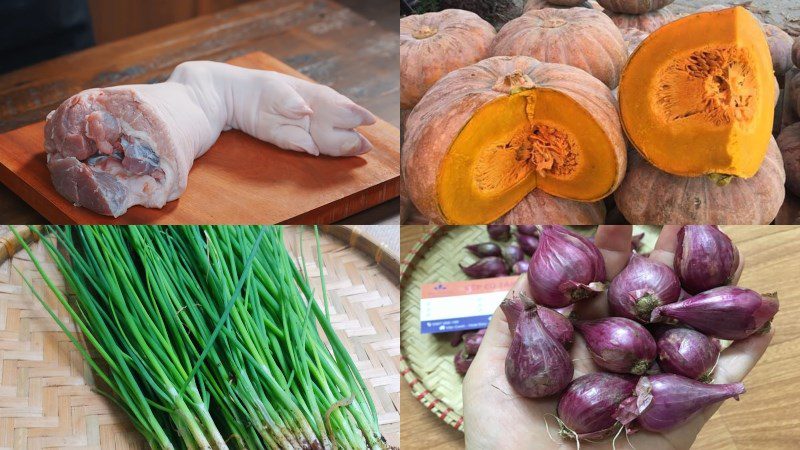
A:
[619,6,775,179]
[402,56,626,224]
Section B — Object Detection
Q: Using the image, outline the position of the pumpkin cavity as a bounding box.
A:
[655,46,757,126]
[473,121,579,194]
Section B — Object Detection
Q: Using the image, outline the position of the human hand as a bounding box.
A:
[463,225,773,449]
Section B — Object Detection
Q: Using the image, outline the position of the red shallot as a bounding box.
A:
[575,317,656,375]
[608,255,681,322]
[656,328,721,381]
[557,373,637,440]
[675,225,739,294]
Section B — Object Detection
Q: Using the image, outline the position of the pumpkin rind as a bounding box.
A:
[400,9,496,109]
[606,8,676,33]
[763,24,794,79]
[777,123,800,198]
[524,0,592,11]
[621,28,649,54]
[402,56,626,224]
[615,139,785,224]
[619,7,776,179]
[597,0,674,14]
[491,8,626,88]
[497,190,606,224]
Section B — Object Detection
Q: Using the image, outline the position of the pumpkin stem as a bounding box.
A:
[412,26,438,39]
[708,173,734,186]
[493,71,535,94]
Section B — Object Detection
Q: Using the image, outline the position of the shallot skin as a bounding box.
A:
[608,255,681,322]
[460,256,508,279]
[557,373,637,440]
[527,226,606,308]
[657,328,721,381]
[675,225,739,294]
[500,295,574,347]
[651,287,779,340]
[576,317,656,375]
[615,374,745,432]
[505,306,574,398]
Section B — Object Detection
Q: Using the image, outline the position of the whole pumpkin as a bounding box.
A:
[402,56,626,224]
[598,0,674,14]
[763,24,794,80]
[615,139,785,224]
[605,8,676,33]
[491,8,626,88]
[496,190,606,224]
[777,123,800,198]
[621,28,649,54]
[400,9,495,109]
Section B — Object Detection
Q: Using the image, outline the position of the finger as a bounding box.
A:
[594,225,633,278]
[480,274,530,351]
[713,328,774,384]
[649,225,681,268]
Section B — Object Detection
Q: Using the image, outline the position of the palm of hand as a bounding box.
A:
[463,226,772,450]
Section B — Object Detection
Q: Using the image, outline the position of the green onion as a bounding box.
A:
[12,225,387,450]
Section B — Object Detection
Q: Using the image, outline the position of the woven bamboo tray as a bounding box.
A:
[0,226,400,449]
[399,225,659,431]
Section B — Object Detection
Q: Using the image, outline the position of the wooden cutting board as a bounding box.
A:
[0,52,399,224]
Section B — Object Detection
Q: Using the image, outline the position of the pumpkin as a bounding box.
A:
[621,28,649,54]
[782,69,800,129]
[491,8,626,88]
[763,24,794,80]
[605,8,676,33]
[400,9,495,109]
[619,7,775,179]
[777,122,800,198]
[496,190,606,224]
[597,0,674,14]
[615,138,785,224]
[524,0,592,11]
[402,56,626,224]
[548,0,590,5]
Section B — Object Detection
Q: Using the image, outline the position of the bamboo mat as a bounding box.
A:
[0,226,400,449]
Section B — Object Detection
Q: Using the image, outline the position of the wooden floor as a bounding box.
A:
[400,225,800,449]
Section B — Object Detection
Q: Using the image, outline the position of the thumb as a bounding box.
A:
[477,274,530,353]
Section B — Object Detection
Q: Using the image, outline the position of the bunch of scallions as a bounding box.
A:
[12,225,388,450]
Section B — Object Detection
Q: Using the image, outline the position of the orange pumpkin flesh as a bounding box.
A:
[438,84,620,223]
[619,7,775,179]
[401,56,626,225]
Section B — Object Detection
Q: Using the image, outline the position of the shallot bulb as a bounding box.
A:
[502,245,524,267]
[516,225,539,236]
[527,226,606,308]
[675,225,739,294]
[575,317,656,375]
[465,242,502,258]
[487,225,511,241]
[499,294,573,347]
[505,305,573,398]
[557,373,637,440]
[651,286,779,340]
[511,260,529,275]
[454,350,474,375]
[460,256,508,279]
[608,255,681,322]
[657,328,721,381]
[464,329,486,356]
[615,374,745,432]
[517,233,539,256]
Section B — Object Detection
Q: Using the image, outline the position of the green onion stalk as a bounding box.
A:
[12,225,388,450]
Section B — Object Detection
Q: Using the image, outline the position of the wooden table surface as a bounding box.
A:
[0,0,399,224]
[400,225,800,449]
